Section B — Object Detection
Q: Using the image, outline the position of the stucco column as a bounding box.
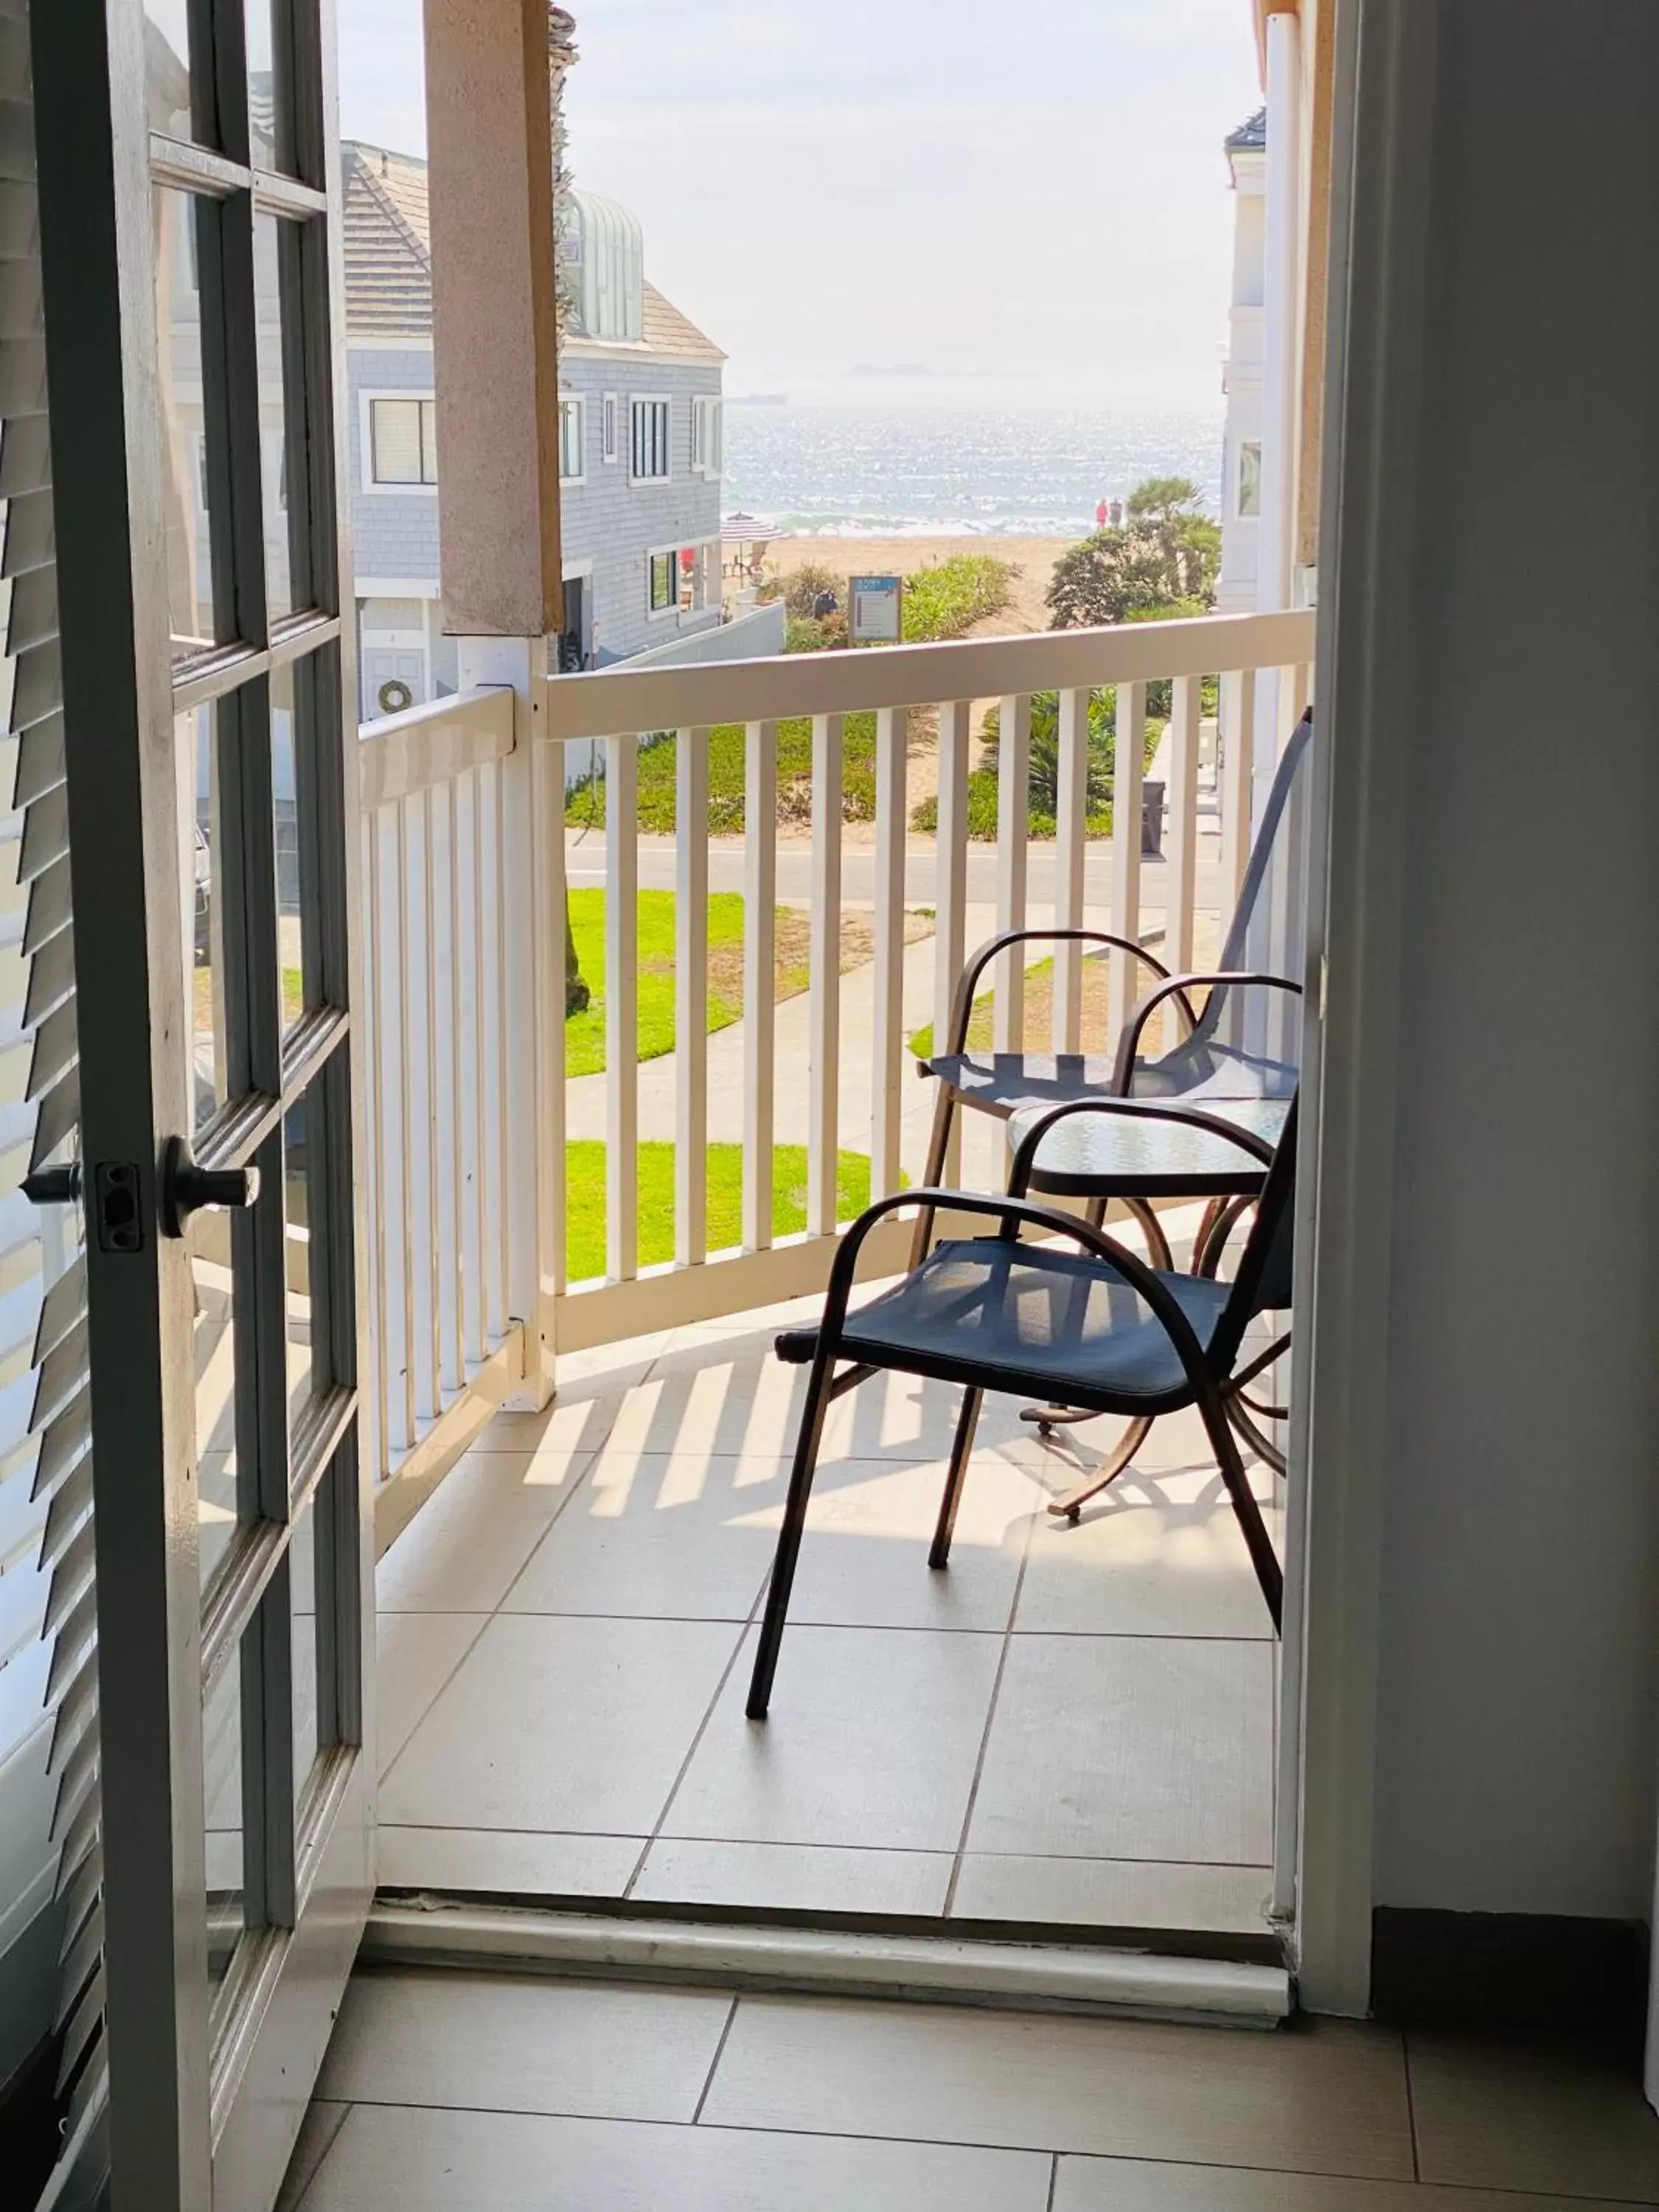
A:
[422,0,563,635]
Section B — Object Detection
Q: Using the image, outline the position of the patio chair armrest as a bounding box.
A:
[811,1188,1216,1391]
[1006,1094,1279,1197]
[1111,970,1304,1092]
[942,929,1184,1057]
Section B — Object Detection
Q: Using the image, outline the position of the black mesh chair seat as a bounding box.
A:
[744,1098,1298,1719]
[777,1240,1235,1411]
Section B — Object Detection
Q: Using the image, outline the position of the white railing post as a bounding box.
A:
[675,729,709,1267]
[605,728,639,1284]
[993,692,1031,1054]
[1054,687,1089,1054]
[1108,680,1146,1043]
[1220,667,1257,916]
[871,705,907,1198]
[457,637,555,1408]
[933,700,970,1183]
[807,713,843,1237]
[742,720,776,1253]
[1166,672,1202,981]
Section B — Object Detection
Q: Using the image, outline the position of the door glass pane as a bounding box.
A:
[246,0,278,169]
[145,0,197,142]
[203,1655,246,1990]
[188,702,232,1131]
[191,1205,240,1594]
[290,1499,321,1810]
[255,212,302,623]
[283,1092,320,1428]
[271,661,302,1025]
[155,189,220,660]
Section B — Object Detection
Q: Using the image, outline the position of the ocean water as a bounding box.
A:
[720,400,1225,538]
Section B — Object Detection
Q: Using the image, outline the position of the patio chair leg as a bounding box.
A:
[747,1353,837,1719]
[1196,1377,1284,1631]
[1044,1414,1155,1521]
[928,1388,984,1570]
[908,1085,957,1268]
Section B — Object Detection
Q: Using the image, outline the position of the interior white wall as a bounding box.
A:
[1368,0,1659,1921]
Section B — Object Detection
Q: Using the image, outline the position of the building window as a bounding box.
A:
[630,396,671,482]
[601,392,619,464]
[370,396,437,486]
[1237,439,1262,519]
[648,550,676,613]
[559,394,585,484]
[692,395,723,479]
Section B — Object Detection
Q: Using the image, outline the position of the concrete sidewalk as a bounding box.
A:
[563,897,1191,1192]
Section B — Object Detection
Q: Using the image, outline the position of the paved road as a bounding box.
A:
[563,827,1228,918]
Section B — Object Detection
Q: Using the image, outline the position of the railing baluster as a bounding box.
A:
[544,740,568,1299]
[493,765,512,1335]
[1054,686,1089,1054]
[364,813,391,1471]
[605,731,639,1281]
[440,777,465,1391]
[456,768,484,1361]
[476,764,507,1343]
[1108,680,1146,1044]
[742,720,776,1253]
[1220,668,1257,915]
[871,705,907,1199]
[807,712,842,1237]
[1166,672,1202,982]
[394,802,418,1445]
[428,782,459,1399]
[993,692,1030,1054]
[933,700,970,1184]
[675,728,709,1267]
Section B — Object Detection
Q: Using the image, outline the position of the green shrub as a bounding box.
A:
[759,560,841,620]
[568,712,880,835]
[900,554,1015,642]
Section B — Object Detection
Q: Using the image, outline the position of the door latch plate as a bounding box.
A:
[94,1161,143,1253]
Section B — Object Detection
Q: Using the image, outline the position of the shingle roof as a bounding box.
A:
[342,142,433,337]
[1226,107,1267,153]
[341,139,723,361]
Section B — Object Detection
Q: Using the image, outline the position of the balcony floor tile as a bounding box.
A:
[663,1623,1003,1854]
[378,1613,745,1835]
[632,1837,954,1917]
[965,1632,1275,1865]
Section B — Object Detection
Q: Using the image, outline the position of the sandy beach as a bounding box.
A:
[751,533,1082,639]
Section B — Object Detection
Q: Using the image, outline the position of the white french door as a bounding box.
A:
[31,0,372,2202]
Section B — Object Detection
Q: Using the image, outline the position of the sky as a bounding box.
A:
[335,0,1262,408]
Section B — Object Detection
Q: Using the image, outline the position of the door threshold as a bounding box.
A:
[364,1896,1292,2026]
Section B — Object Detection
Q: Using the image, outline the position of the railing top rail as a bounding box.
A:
[358,684,516,811]
[540,608,1316,744]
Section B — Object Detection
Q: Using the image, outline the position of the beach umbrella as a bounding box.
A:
[722,511,783,545]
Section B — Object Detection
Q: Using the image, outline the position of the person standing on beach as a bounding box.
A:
[1095,498,1109,528]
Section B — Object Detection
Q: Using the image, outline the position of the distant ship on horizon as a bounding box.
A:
[728,392,789,406]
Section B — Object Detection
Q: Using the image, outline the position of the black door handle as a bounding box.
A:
[159,1135,260,1239]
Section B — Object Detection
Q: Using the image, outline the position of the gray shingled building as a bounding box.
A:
[343,143,728,717]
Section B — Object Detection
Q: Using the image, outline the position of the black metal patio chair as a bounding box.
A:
[914,709,1314,1228]
[745,1096,1297,1719]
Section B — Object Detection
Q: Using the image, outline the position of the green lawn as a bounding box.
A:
[565,888,745,1079]
[563,1139,874,1281]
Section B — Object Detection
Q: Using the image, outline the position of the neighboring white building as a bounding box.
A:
[1217,108,1266,618]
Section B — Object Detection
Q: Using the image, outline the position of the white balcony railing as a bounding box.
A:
[358,608,1315,1505]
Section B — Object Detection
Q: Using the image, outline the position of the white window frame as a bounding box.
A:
[1237,437,1263,519]
[601,391,619,465]
[629,393,672,485]
[646,541,681,619]
[558,391,586,486]
[692,394,723,481]
[360,389,438,495]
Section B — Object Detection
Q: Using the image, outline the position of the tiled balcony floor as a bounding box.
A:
[373,1232,1284,1938]
[282,1968,1659,2210]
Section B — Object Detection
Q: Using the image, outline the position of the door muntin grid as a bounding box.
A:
[147,0,361,2067]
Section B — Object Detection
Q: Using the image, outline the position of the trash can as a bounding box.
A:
[1141,779,1165,858]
